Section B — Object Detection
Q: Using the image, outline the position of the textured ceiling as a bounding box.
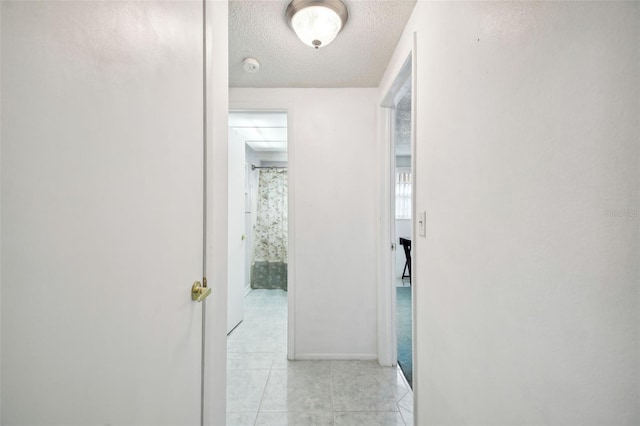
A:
[395,78,411,156]
[229,111,288,152]
[230,0,416,88]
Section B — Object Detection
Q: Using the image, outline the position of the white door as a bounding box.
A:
[228,129,246,333]
[1,1,224,424]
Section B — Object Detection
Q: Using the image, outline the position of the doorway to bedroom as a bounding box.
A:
[394,79,413,388]
[383,55,414,389]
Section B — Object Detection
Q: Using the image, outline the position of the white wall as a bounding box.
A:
[380,1,639,424]
[231,88,379,359]
[256,151,288,163]
[396,155,411,168]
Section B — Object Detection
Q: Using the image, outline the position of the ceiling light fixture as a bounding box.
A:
[286,0,348,50]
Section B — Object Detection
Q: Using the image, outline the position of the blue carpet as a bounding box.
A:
[396,287,412,387]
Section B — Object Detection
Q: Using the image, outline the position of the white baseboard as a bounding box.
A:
[294,353,378,361]
[243,286,251,297]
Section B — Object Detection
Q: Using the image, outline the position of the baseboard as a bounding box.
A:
[294,353,378,361]
[243,286,251,297]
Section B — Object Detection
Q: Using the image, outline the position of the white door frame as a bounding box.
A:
[203,1,229,423]
[378,33,417,402]
[228,101,296,361]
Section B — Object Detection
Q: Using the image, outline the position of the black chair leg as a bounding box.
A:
[400,238,412,285]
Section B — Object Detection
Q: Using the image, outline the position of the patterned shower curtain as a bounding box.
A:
[251,169,288,290]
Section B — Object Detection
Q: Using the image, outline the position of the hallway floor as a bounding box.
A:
[227,289,414,426]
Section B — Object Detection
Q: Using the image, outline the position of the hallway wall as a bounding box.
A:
[380,1,639,425]
[230,88,379,359]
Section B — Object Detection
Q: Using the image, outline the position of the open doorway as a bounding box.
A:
[227,111,288,331]
[381,55,414,389]
[226,111,290,411]
[393,78,413,388]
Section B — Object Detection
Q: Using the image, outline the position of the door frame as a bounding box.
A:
[228,101,296,361]
[203,1,229,424]
[378,32,417,400]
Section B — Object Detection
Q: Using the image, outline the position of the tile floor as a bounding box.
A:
[227,289,414,426]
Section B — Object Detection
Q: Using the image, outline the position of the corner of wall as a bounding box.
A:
[375,105,394,367]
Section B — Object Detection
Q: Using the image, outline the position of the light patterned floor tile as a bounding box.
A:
[399,406,414,425]
[226,289,414,425]
[255,411,334,426]
[226,411,258,426]
[227,369,271,412]
[227,358,274,370]
[334,412,405,426]
[260,369,333,412]
[398,391,413,412]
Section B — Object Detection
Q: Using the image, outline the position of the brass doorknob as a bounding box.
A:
[191,281,211,302]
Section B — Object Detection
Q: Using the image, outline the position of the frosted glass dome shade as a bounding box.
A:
[287,0,348,49]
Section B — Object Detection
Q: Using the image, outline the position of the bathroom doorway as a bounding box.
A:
[227,110,289,352]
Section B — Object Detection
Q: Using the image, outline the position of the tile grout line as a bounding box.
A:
[396,398,408,426]
[252,318,275,426]
[255,292,271,426]
[396,368,412,426]
[252,363,271,425]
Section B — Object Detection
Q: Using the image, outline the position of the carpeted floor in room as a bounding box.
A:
[396,286,413,387]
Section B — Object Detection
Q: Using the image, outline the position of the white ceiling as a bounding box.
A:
[395,78,411,157]
[229,0,417,88]
[229,111,288,152]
